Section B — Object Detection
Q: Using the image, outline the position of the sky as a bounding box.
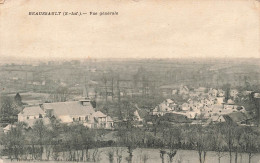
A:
[0,0,259,60]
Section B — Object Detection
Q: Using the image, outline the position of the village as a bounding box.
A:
[2,83,259,134]
[150,85,255,126]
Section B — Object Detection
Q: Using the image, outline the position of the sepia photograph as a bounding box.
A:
[0,0,260,163]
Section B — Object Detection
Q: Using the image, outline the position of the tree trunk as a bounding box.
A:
[240,153,243,163]
[229,149,232,163]
[112,77,114,101]
[235,150,238,163]
[248,153,251,163]
[105,83,108,103]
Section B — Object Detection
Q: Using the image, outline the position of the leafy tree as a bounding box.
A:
[0,96,19,124]
[1,122,26,160]
[223,83,231,102]
[31,119,48,160]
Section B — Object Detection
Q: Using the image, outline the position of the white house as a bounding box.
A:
[179,85,189,95]
[133,110,143,122]
[41,98,113,129]
[216,97,225,105]
[18,106,45,122]
[92,111,114,129]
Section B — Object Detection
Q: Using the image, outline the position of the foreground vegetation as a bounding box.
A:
[0,118,259,163]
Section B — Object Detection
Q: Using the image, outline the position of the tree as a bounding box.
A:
[14,93,23,106]
[115,147,123,163]
[52,86,70,102]
[102,73,108,103]
[186,125,210,163]
[159,149,166,163]
[1,122,26,160]
[222,121,238,163]
[240,127,259,163]
[0,96,18,124]
[106,148,114,163]
[165,127,180,163]
[31,119,48,160]
[211,124,227,163]
[150,115,161,137]
[223,83,231,102]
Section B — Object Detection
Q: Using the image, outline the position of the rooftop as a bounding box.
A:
[19,106,44,116]
[42,101,95,116]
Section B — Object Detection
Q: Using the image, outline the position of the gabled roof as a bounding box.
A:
[42,101,95,116]
[3,124,15,131]
[92,111,106,118]
[19,106,44,116]
[223,112,249,123]
[107,116,113,122]
[227,99,235,105]
[166,99,174,104]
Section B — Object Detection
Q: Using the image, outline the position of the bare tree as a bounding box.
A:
[211,124,227,163]
[222,122,236,163]
[187,125,210,163]
[240,127,259,163]
[115,147,123,163]
[102,73,108,103]
[52,86,70,102]
[106,148,115,163]
[159,149,166,163]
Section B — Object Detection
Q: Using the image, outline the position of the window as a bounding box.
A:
[79,117,81,121]
[27,116,29,119]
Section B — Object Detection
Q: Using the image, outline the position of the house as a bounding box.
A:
[223,99,237,110]
[216,96,225,105]
[217,89,225,97]
[172,89,178,95]
[18,106,45,122]
[42,98,95,124]
[3,124,15,133]
[208,88,218,97]
[185,111,199,119]
[223,112,251,125]
[181,103,190,111]
[133,110,143,122]
[42,99,113,129]
[179,85,189,95]
[152,101,174,116]
[92,111,114,129]
[18,106,51,127]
